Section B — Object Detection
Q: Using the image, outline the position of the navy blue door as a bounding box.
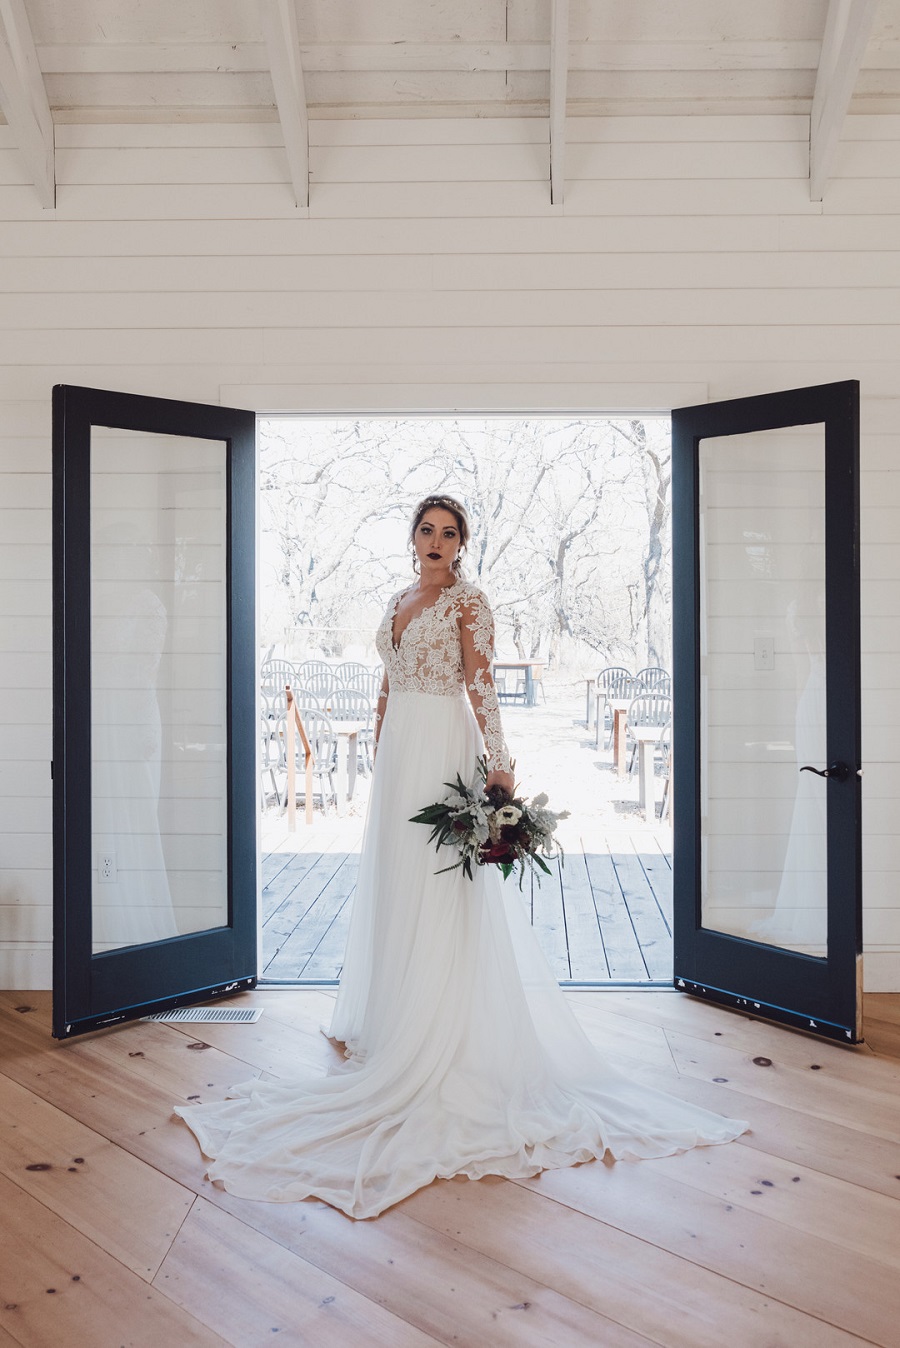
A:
[672,381,862,1044]
[53,385,257,1038]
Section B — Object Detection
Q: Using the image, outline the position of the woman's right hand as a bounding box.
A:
[485,768,515,799]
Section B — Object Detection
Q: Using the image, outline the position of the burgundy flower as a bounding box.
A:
[480,841,515,863]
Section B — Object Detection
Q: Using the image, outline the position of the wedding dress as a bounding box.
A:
[175,578,748,1218]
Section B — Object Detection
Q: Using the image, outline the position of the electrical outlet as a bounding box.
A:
[753,637,775,671]
[98,853,117,883]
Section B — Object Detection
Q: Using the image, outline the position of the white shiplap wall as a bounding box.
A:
[1,113,899,988]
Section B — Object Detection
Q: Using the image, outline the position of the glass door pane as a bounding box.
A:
[700,426,827,957]
[90,428,229,952]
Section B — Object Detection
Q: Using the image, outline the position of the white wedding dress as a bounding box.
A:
[175,579,748,1218]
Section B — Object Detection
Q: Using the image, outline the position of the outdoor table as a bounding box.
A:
[585,678,596,728]
[492,660,541,708]
[332,718,368,816]
[603,697,632,774]
[630,723,666,818]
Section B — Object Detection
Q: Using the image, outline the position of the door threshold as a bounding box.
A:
[256,978,676,992]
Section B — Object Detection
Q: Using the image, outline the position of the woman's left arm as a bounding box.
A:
[459,592,515,797]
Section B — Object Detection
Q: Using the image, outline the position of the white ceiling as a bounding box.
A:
[1,0,898,205]
[5,0,900,121]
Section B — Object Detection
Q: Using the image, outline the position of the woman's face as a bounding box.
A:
[413,507,462,575]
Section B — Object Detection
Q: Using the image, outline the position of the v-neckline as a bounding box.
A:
[390,579,460,652]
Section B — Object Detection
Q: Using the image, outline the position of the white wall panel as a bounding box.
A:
[1,113,900,987]
[9,287,900,331]
[0,214,784,256]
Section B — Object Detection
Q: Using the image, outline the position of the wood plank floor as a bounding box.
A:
[1,987,899,1345]
[262,820,673,984]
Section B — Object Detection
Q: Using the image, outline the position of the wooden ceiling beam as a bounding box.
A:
[809,0,879,201]
[0,0,55,208]
[550,0,569,206]
[259,0,308,208]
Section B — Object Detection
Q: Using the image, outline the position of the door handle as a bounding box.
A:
[799,762,850,782]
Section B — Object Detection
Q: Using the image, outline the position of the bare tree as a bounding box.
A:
[260,421,412,650]
[608,419,672,668]
[259,415,671,671]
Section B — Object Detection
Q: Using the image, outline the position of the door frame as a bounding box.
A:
[672,380,863,1043]
[52,384,258,1038]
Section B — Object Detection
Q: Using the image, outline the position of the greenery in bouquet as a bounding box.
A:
[410,756,570,886]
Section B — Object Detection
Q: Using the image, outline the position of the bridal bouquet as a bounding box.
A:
[410,756,569,886]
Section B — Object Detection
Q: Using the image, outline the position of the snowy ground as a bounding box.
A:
[262,673,671,856]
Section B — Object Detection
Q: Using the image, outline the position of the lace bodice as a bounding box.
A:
[376,579,511,773]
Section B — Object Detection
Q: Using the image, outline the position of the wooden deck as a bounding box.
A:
[262,818,673,984]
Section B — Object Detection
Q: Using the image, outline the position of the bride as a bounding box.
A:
[175,494,748,1218]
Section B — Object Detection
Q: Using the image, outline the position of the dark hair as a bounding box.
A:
[409,495,470,572]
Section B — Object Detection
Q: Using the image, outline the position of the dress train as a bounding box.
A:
[175,684,749,1219]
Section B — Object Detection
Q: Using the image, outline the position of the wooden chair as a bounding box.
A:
[625,693,672,773]
[635,666,671,696]
[278,707,337,817]
[261,687,289,722]
[495,666,527,705]
[260,658,298,697]
[594,667,634,747]
[260,712,282,808]
[334,661,369,685]
[295,662,334,699]
[329,687,374,773]
[339,666,382,701]
[329,687,371,720]
[658,720,673,820]
[290,687,321,711]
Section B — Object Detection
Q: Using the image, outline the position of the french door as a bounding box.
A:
[52,385,257,1038]
[672,381,863,1043]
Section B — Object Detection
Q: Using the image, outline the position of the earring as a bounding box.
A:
[410,542,419,574]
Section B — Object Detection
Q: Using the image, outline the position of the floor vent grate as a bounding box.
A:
[143,1006,263,1024]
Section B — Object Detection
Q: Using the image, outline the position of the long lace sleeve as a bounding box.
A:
[459,591,512,774]
[373,668,389,745]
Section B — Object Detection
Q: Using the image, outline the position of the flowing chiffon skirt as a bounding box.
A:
[175,689,749,1218]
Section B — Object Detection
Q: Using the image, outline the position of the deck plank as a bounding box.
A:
[606,837,672,981]
[261,850,335,928]
[262,835,675,985]
[637,839,673,928]
[582,851,648,981]
[263,850,352,944]
[263,853,358,979]
[528,859,571,981]
[561,847,610,981]
[302,891,354,981]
